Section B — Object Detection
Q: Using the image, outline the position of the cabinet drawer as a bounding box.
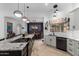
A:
[67,39,74,43]
[67,42,74,47]
[76,41,79,47]
[67,46,74,55]
[67,39,74,47]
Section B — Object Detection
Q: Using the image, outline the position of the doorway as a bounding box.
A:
[27,22,43,39]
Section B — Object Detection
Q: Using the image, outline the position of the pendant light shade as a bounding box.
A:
[22,16,29,23]
[22,3,28,22]
[22,16,27,21]
[13,1,23,17]
[22,4,30,23]
[26,6,30,23]
[14,10,23,17]
[26,20,30,23]
[50,4,65,24]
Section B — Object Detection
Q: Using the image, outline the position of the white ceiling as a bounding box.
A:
[0,3,78,17]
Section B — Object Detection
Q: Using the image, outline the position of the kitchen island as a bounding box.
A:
[0,43,27,56]
[0,34,34,56]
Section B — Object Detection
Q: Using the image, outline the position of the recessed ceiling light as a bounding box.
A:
[45,3,48,6]
[27,6,29,8]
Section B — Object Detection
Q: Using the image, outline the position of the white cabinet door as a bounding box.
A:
[44,35,56,47]
[67,39,75,55]
[67,46,74,55]
[74,41,79,56]
[45,36,51,45]
[50,36,56,47]
[67,39,79,56]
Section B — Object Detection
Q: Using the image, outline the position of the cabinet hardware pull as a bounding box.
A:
[78,43,79,45]
[69,40,72,42]
[69,43,72,46]
[78,47,79,49]
[69,49,72,52]
[50,39,52,41]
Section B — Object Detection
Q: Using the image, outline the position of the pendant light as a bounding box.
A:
[22,3,27,22]
[13,1,23,17]
[53,4,58,17]
[26,6,30,23]
[26,20,30,23]
[52,4,65,24]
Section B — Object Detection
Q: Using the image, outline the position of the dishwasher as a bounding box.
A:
[56,37,67,51]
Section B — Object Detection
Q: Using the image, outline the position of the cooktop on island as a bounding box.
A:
[10,38,29,43]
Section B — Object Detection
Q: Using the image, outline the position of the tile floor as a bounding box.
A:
[31,39,71,56]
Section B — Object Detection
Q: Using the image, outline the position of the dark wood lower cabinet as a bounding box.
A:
[0,44,27,56]
[27,39,34,56]
[0,51,22,56]
[0,36,34,56]
[0,48,27,56]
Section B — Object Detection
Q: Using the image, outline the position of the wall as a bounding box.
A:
[0,16,44,39]
[44,4,79,35]
[69,12,75,31]
[44,16,52,36]
[0,4,16,39]
[4,17,27,38]
[69,8,79,31]
[28,17,44,22]
[4,16,44,38]
[0,17,5,39]
[0,3,45,39]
